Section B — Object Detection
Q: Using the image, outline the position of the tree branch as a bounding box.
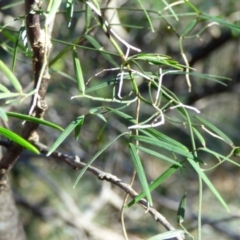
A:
[33,141,184,240]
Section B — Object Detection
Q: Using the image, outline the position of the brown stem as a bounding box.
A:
[33,141,185,240]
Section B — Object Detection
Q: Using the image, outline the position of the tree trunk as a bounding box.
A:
[0,176,26,240]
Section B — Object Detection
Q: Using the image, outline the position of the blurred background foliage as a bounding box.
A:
[1,0,240,239]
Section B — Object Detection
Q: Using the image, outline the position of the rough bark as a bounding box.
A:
[0,178,26,240]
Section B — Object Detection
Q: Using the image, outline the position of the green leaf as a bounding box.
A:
[188,157,229,211]
[85,35,119,67]
[177,192,187,224]
[147,229,185,240]
[184,0,200,13]
[193,127,206,147]
[194,116,233,146]
[0,92,19,99]
[73,132,128,187]
[85,78,116,93]
[0,108,8,122]
[106,107,136,124]
[201,13,240,33]
[181,19,197,36]
[6,112,63,131]
[66,0,74,27]
[74,117,84,141]
[127,163,179,207]
[73,47,85,93]
[0,60,22,92]
[136,145,181,166]
[45,0,62,26]
[0,84,10,93]
[233,147,240,157]
[47,116,85,156]
[140,128,189,152]
[12,24,25,71]
[161,0,179,21]
[136,0,154,32]
[129,143,152,206]
[132,135,191,157]
[0,127,39,154]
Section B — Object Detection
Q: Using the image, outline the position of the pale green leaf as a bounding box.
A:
[73,47,85,93]
[147,230,185,240]
[188,157,229,211]
[45,0,62,26]
[194,116,233,145]
[129,143,152,206]
[0,60,22,92]
[0,108,8,122]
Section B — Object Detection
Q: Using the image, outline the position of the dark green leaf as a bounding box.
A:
[7,112,63,131]
[0,127,39,154]
[177,192,187,224]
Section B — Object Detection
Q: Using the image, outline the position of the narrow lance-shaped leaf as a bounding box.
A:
[181,19,198,36]
[75,117,84,141]
[12,24,25,71]
[132,135,191,158]
[136,145,181,166]
[194,115,233,146]
[129,143,152,206]
[0,92,19,100]
[66,0,74,27]
[0,108,8,122]
[188,157,229,211]
[47,116,85,156]
[193,127,206,147]
[73,132,128,188]
[7,112,63,131]
[45,0,62,26]
[147,230,185,240]
[0,127,39,154]
[177,192,187,224]
[127,163,180,207]
[73,47,85,93]
[85,35,118,67]
[0,83,10,93]
[0,60,22,92]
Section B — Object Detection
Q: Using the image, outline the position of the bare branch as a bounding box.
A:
[33,141,184,240]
